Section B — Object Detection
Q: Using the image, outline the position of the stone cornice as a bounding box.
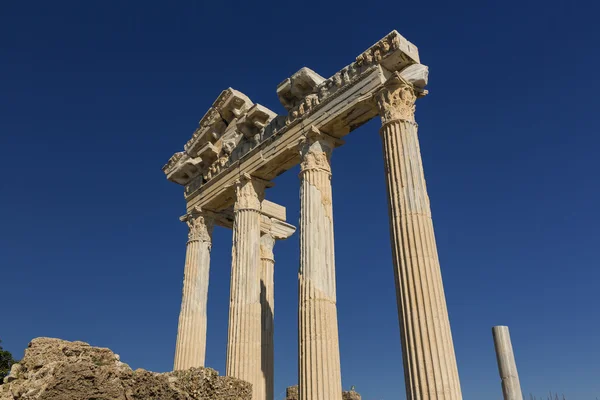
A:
[162,30,427,211]
[162,88,277,186]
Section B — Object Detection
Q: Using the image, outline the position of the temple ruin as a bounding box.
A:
[163,30,462,400]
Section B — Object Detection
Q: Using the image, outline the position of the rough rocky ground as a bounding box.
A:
[0,338,251,400]
[285,385,361,400]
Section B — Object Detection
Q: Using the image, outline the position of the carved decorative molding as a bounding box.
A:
[300,147,331,174]
[277,32,418,134]
[162,88,277,188]
[299,127,343,174]
[163,30,425,201]
[181,209,214,243]
[234,175,265,212]
[376,65,429,125]
[376,77,417,124]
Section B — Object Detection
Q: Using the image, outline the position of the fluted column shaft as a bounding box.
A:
[298,129,343,400]
[376,74,462,400]
[174,211,214,370]
[226,177,265,399]
[260,234,276,400]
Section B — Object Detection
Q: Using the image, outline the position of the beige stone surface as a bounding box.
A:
[493,326,523,400]
[285,385,362,400]
[342,390,362,400]
[298,127,343,400]
[285,385,299,400]
[376,73,462,400]
[1,338,251,400]
[225,176,265,399]
[174,209,214,371]
[260,233,275,400]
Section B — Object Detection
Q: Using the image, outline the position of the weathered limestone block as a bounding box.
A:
[285,385,299,400]
[342,390,362,400]
[285,385,362,400]
[164,88,277,189]
[277,67,326,110]
[0,337,251,400]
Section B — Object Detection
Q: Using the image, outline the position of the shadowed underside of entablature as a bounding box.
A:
[162,30,429,213]
[183,201,296,239]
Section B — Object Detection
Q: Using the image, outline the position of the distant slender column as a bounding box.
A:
[226,176,265,399]
[174,210,214,370]
[260,233,276,400]
[376,72,462,400]
[493,326,523,400]
[298,127,343,400]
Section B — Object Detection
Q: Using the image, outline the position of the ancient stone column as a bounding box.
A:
[493,326,523,400]
[260,233,275,400]
[298,127,343,400]
[376,71,462,400]
[173,209,214,370]
[226,176,265,399]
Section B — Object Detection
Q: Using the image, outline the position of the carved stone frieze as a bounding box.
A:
[162,88,277,190]
[277,68,326,111]
[164,152,204,185]
[164,30,425,202]
[275,31,420,132]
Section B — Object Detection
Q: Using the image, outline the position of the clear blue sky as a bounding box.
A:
[1,1,598,399]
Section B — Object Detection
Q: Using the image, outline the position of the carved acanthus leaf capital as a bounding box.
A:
[234,174,266,211]
[376,75,418,124]
[299,126,342,174]
[182,209,214,243]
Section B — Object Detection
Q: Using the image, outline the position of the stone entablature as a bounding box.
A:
[163,89,277,188]
[163,30,426,214]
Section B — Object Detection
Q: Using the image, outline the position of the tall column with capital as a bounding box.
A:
[376,69,462,400]
[226,176,265,399]
[173,210,214,370]
[260,233,275,400]
[298,127,343,400]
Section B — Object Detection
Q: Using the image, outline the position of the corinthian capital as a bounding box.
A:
[376,64,429,125]
[234,174,267,211]
[376,77,417,124]
[182,208,214,243]
[299,126,343,174]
